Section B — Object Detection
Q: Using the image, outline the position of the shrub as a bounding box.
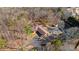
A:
[0,38,7,48]
[31,47,38,51]
[24,25,33,35]
[51,38,63,50]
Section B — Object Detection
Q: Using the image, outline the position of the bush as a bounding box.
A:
[0,38,7,48]
[31,47,38,51]
[53,39,62,46]
[24,25,33,35]
[51,38,63,50]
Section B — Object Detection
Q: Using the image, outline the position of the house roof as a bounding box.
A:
[36,25,49,35]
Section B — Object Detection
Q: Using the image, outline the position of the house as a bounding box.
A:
[35,25,49,37]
